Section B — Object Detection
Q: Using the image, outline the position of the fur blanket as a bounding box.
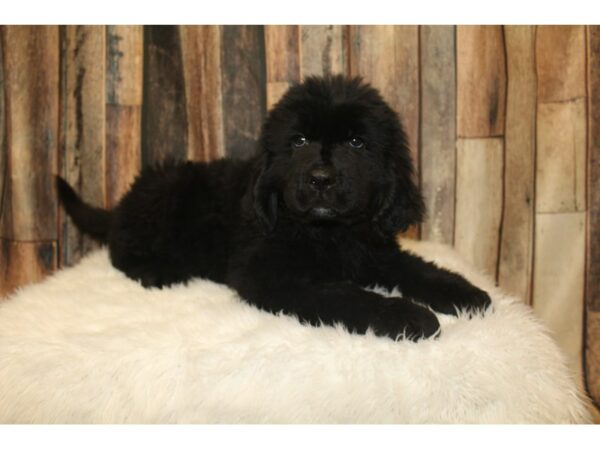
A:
[0,240,592,423]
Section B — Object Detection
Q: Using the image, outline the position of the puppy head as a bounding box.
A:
[252,75,424,237]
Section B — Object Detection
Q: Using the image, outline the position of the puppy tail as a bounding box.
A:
[56,176,112,243]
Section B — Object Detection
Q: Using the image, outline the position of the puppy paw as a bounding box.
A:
[428,280,491,316]
[370,298,440,342]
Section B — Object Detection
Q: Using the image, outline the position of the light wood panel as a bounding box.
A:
[0,26,59,241]
[457,25,507,138]
[536,99,586,213]
[179,26,224,162]
[537,25,586,103]
[300,25,346,78]
[454,138,504,277]
[533,212,586,385]
[497,26,536,303]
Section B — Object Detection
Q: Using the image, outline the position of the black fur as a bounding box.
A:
[57,75,491,341]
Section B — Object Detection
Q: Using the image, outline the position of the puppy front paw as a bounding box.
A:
[428,278,491,316]
[370,298,440,342]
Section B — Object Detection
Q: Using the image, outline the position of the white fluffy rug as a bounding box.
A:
[0,240,592,423]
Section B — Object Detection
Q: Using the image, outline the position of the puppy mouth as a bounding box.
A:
[308,206,338,219]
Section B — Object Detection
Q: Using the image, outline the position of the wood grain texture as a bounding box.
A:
[179,26,224,162]
[587,25,600,407]
[536,99,586,213]
[457,26,507,138]
[0,239,56,299]
[533,212,585,386]
[142,25,187,165]
[106,26,143,106]
[105,105,141,208]
[0,30,5,234]
[300,25,346,78]
[537,26,586,103]
[497,26,536,303]
[419,25,456,245]
[264,26,300,108]
[349,26,420,167]
[0,26,59,241]
[588,26,600,313]
[454,138,504,277]
[586,311,600,405]
[59,25,106,266]
[221,25,266,160]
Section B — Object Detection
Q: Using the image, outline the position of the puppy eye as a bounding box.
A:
[291,135,308,148]
[348,137,364,149]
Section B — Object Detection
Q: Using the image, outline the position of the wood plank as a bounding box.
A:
[220,25,266,160]
[537,26,586,103]
[586,311,600,406]
[0,26,59,241]
[59,25,106,267]
[457,25,507,138]
[454,138,504,277]
[419,25,456,245]
[349,25,420,239]
[141,25,188,165]
[0,239,57,299]
[105,105,141,208]
[536,99,586,213]
[106,25,143,106]
[497,26,536,303]
[264,25,300,108]
[0,29,5,231]
[586,25,600,407]
[349,26,420,168]
[179,26,224,162]
[300,25,346,78]
[588,26,600,312]
[533,212,585,386]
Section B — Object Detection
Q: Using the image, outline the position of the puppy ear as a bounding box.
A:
[374,130,425,237]
[242,155,278,232]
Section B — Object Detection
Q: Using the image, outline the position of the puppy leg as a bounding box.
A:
[361,250,491,316]
[229,276,440,341]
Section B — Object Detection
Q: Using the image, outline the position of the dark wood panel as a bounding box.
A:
[106,104,141,207]
[588,25,600,312]
[586,24,600,407]
[106,26,143,106]
[221,25,266,160]
[59,25,106,266]
[419,25,456,245]
[141,25,187,165]
[0,26,59,241]
[0,239,57,299]
[264,25,300,108]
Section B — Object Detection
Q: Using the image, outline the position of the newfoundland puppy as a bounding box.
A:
[57,75,490,341]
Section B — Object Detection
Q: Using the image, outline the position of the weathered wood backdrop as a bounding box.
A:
[0,25,599,409]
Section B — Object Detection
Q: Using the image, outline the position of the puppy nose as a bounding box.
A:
[309,166,336,191]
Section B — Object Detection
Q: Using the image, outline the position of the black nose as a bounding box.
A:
[308,166,336,191]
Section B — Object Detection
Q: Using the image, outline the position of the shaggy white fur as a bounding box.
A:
[0,240,592,423]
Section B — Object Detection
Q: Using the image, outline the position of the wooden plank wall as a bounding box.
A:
[0,25,598,408]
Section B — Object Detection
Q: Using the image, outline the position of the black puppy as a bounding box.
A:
[57,75,490,341]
